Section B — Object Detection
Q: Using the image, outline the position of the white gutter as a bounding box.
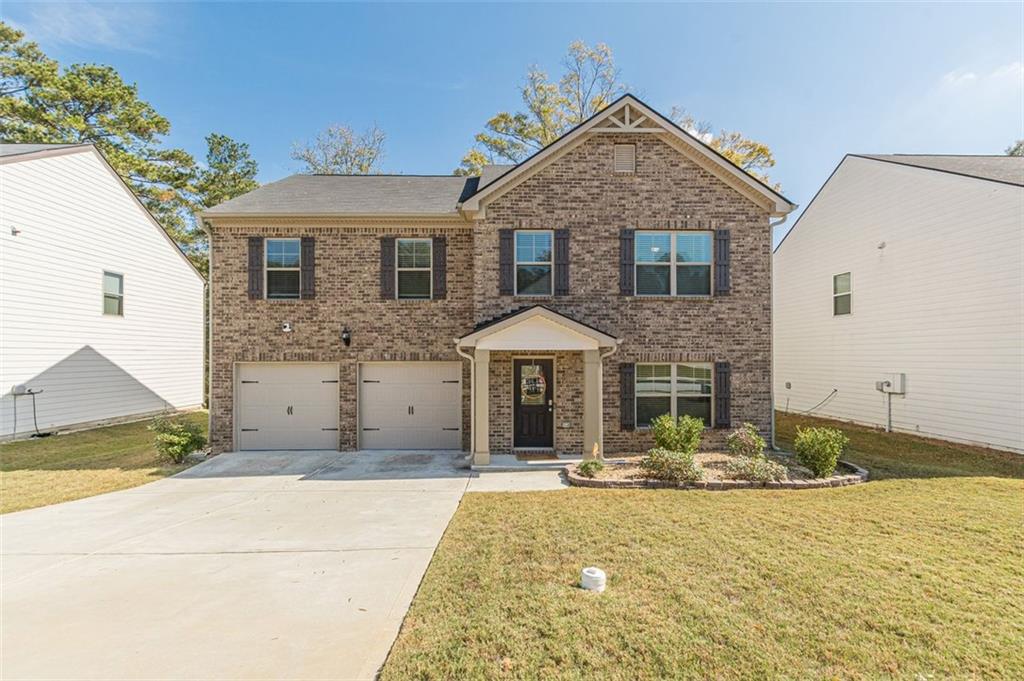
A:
[768,213,788,450]
[455,342,475,463]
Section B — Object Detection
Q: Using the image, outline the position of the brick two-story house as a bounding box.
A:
[201,95,795,463]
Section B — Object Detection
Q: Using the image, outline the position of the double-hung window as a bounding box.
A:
[515,230,553,296]
[396,238,432,299]
[102,271,124,316]
[636,363,713,427]
[635,231,712,296]
[833,272,851,315]
[265,238,301,300]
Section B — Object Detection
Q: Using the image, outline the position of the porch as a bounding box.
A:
[455,306,620,466]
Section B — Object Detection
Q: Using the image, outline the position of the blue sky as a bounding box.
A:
[4,1,1022,244]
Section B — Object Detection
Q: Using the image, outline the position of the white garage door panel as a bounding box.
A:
[237,363,339,450]
[359,362,462,449]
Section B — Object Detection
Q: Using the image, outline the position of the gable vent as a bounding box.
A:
[614,144,636,173]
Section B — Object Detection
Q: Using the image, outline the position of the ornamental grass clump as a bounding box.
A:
[793,426,849,477]
[149,416,207,464]
[640,414,705,482]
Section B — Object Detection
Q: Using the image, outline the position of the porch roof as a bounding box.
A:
[456,306,619,351]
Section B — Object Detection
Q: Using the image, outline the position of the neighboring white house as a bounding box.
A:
[773,154,1023,453]
[0,143,205,439]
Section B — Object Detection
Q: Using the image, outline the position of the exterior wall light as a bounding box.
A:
[341,327,351,346]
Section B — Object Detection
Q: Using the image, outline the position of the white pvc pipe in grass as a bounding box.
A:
[580,567,606,592]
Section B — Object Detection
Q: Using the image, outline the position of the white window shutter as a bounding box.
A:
[614,144,635,173]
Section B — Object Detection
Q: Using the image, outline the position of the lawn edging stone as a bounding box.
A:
[566,459,869,490]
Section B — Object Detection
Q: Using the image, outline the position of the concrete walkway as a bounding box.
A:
[1,450,564,680]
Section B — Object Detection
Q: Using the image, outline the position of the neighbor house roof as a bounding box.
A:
[854,154,1024,186]
[0,143,90,160]
[202,174,478,217]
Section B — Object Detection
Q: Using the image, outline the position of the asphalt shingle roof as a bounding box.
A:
[856,154,1024,186]
[203,174,477,216]
[0,143,86,158]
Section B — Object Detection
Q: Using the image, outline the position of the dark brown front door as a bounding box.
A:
[513,358,554,448]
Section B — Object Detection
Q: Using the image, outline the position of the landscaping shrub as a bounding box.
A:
[725,455,787,482]
[149,416,207,464]
[650,414,704,455]
[639,447,704,482]
[793,426,849,477]
[727,422,766,458]
[577,460,604,478]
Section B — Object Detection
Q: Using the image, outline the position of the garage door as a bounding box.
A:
[236,363,339,450]
[359,362,462,449]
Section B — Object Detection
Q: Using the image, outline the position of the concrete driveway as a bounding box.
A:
[2,450,562,680]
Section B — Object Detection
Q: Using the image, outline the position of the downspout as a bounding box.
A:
[199,215,213,449]
[768,213,789,451]
[598,340,622,457]
[455,342,474,464]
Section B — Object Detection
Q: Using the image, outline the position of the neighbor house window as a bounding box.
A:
[833,272,851,315]
[102,271,123,316]
[635,231,712,296]
[636,363,713,427]
[396,238,432,299]
[265,238,301,299]
[515,230,553,296]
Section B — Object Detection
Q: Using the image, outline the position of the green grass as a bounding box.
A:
[381,412,1024,679]
[0,411,207,514]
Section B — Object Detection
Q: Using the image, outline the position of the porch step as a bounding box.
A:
[472,461,575,472]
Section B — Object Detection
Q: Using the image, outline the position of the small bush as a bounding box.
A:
[150,416,206,464]
[650,414,704,454]
[727,423,766,458]
[793,426,849,477]
[577,460,604,478]
[639,447,704,482]
[725,455,787,482]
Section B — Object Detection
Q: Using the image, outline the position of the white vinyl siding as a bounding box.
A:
[774,156,1024,453]
[0,149,204,438]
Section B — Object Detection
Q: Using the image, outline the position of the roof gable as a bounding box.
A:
[457,305,619,349]
[460,94,796,217]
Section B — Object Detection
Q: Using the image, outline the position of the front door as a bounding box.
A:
[513,358,554,448]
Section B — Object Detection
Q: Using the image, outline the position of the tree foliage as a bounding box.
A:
[457,40,780,188]
[291,123,385,174]
[1006,140,1024,156]
[0,21,260,274]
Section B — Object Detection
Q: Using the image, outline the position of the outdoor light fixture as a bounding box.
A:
[341,327,351,346]
[281,321,293,333]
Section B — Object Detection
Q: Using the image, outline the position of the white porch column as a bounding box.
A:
[473,349,490,466]
[583,349,603,460]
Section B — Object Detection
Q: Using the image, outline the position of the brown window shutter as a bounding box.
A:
[498,229,514,296]
[300,236,315,299]
[380,237,395,300]
[714,229,731,295]
[619,228,635,296]
[432,235,447,300]
[714,361,732,428]
[247,236,263,300]
[620,362,636,431]
[554,229,570,296]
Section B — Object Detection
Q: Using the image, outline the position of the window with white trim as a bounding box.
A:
[265,238,301,299]
[102,271,123,315]
[833,272,851,315]
[635,231,712,296]
[515,230,553,296]
[636,363,713,427]
[397,238,432,299]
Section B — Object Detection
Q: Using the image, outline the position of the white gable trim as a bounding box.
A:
[456,306,619,350]
[459,94,796,217]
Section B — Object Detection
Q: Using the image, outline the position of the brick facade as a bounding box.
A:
[208,131,773,455]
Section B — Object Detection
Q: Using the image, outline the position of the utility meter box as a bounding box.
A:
[883,373,906,394]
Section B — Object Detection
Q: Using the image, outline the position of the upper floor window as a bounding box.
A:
[614,144,636,173]
[515,230,553,296]
[102,271,123,316]
[397,238,432,299]
[266,238,301,300]
[636,363,713,428]
[635,231,712,296]
[833,272,851,315]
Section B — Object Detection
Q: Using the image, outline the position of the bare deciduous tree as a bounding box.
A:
[291,123,386,174]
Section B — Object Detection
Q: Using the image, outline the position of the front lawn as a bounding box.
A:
[382,412,1024,679]
[0,411,207,514]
